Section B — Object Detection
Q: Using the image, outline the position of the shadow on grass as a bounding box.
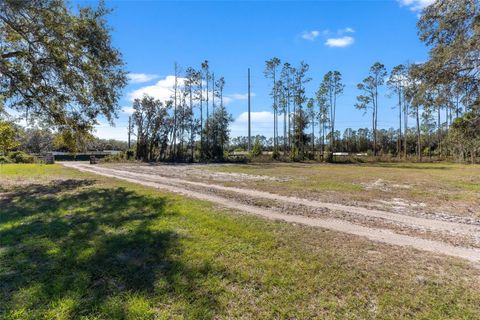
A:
[0,179,96,223]
[0,180,220,318]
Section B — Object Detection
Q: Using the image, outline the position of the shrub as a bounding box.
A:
[8,151,35,163]
[289,146,299,162]
[324,151,334,163]
[272,148,280,160]
[0,155,12,164]
[249,138,262,158]
[101,153,125,163]
[126,150,134,160]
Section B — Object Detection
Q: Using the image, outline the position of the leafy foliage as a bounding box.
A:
[7,150,34,163]
[418,0,480,110]
[0,0,127,133]
[132,95,170,162]
[356,62,387,156]
[202,105,232,161]
[250,137,263,157]
[449,110,480,163]
[0,121,18,154]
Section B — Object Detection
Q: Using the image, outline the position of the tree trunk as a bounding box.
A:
[293,101,296,150]
[404,102,408,159]
[416,108,421,161]
[206,71,209,154]
[330,88,334,152]
[199,80,203,159]
[437,106,441,157]
[190,87,194,162]
[332,89,337,152]
[318,117,322,158]
[287,94,291,152]
[372,106,376,157]
[398,90,402,157]
[172,69,178,160]
[312,118,315,157]
[284,107,287,155]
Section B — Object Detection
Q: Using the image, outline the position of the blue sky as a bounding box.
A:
[85,0,433,141]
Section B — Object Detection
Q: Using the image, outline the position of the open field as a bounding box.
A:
[97,162,480,220]
[80,161,480,251]
[206,162,480,219]
[2,163,479,319]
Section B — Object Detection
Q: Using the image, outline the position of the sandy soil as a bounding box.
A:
[62,162,480,266]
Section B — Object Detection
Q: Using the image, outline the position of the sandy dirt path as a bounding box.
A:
[62,162,480,265]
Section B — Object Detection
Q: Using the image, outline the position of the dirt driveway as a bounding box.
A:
[61,162,480,266]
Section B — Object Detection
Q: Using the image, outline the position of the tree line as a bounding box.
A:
[0,124,128,156]
[258,1,479,163]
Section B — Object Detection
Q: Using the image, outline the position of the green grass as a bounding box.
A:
[1,164,480,319]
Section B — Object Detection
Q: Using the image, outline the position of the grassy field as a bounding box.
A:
[208,162,480,218]
[1,164,480,319]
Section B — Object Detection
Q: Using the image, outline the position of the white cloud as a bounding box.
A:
[230,111,282,138]
[128,73,160,84]
[128,75,186,102]
[325,36,355,48]
[129,75,253,108]
[398,0,434,11]
[301,30,320,41]
[319,28,354,37]
[340,27,355,34]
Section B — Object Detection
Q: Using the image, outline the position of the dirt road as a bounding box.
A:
[62,162,480,265]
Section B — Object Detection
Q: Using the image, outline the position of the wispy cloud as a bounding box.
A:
[398,0,434,12]
[301,30,320,41]
[325,36,354,48]
[128,75,185,102]
[339,27,355,34]
[128,73,160,84]
[303,27,355,47]
[226,93,256,100]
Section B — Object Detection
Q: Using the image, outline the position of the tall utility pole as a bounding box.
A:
[128,116,132,149]
[248,68,251,152]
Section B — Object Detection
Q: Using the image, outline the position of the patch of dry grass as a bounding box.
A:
[209,162,480,218]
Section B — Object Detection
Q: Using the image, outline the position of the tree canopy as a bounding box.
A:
[418,0,480,110]
[0,0,126,133]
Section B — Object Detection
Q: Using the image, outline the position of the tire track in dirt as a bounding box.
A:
[62,162,480,265]
[73,163,480,236]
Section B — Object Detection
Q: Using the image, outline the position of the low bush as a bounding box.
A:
[324,151,334,163]
[251,138,262,157]
[8,151,35,163]
[125,150,135,160]
[0,155,12,164]
[101,153,125,163]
